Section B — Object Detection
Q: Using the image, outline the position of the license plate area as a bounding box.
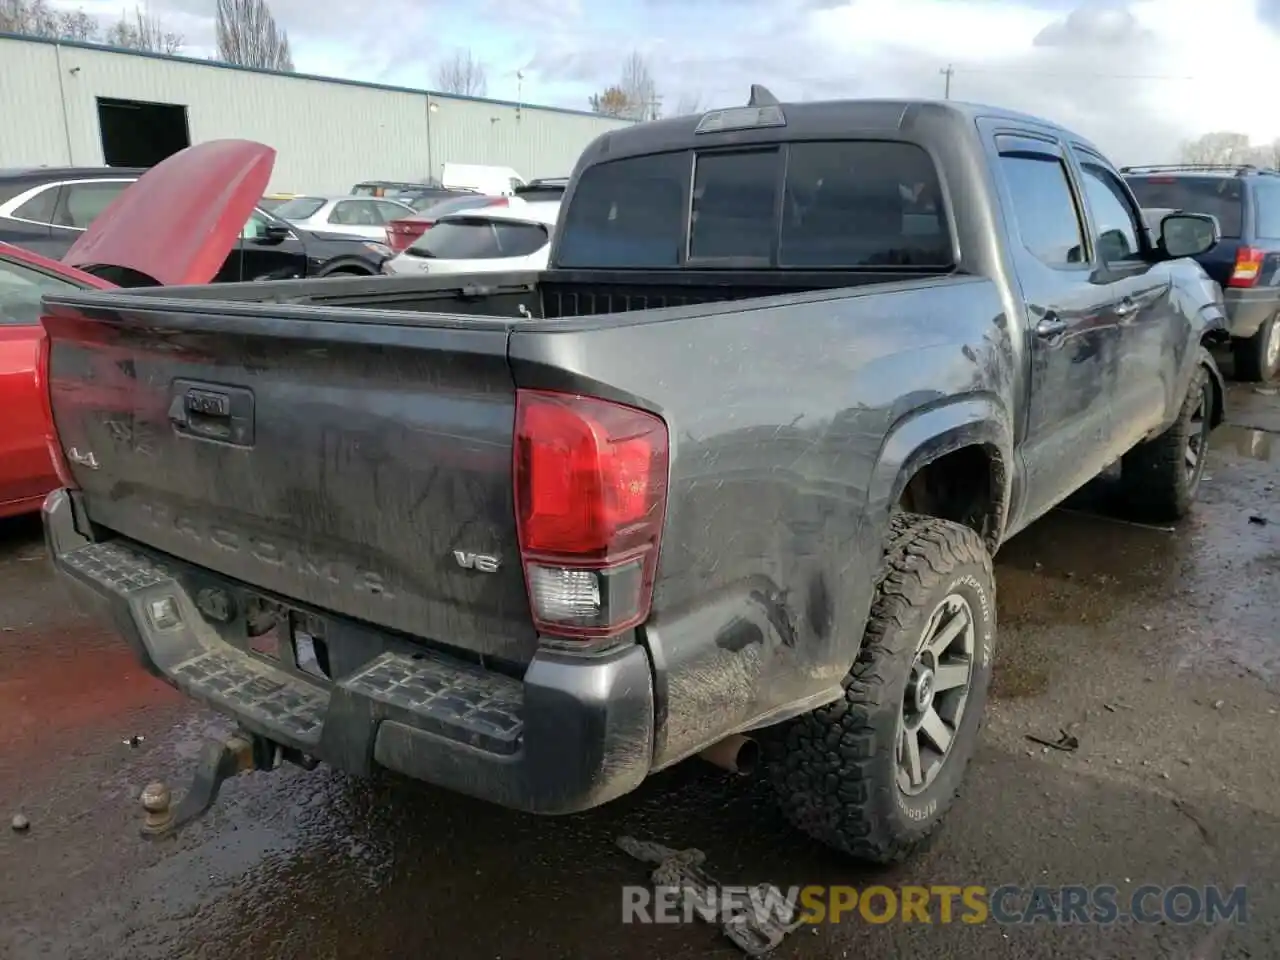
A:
[243,595,332,683]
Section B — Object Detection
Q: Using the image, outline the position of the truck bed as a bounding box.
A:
[38,264,977,690]
[82,267,956,320]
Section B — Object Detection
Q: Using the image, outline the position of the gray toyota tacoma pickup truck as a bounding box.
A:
[39,91,1228,863]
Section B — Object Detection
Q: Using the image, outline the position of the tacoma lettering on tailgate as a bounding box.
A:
[137,502,394,598]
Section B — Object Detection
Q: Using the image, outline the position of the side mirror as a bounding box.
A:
[257,222,291,244]
[1160,212,1219,258]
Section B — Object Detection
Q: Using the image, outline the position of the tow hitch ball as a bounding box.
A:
[138,731,315,840]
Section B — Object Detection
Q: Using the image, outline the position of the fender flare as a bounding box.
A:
[866,395,1013,548]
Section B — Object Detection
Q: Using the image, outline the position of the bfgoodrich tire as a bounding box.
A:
[1119,355,1215,522]
[761,514,995,864]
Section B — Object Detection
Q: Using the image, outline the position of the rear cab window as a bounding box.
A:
[556,141,953,270]
[1124,175,1244,238]
[407,217,548,260]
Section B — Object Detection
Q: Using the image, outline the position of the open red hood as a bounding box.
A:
[63,140,275,287]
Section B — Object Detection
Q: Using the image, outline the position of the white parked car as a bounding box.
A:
[381,200,560,276]
[272,194,415,241]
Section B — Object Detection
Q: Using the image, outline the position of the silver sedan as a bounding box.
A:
[272,194,416,241]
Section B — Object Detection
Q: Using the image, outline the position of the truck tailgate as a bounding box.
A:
[41,300,537,666]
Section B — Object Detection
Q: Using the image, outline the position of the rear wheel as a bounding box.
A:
[1232,314,1280,383]
[1118,356,1214,521]
[761,514,995,864]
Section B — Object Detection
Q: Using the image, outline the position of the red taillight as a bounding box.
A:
[385,219,433,252]
[1229,246,1264,287]
[35,323,77,490]
[486,198,510,208]
[514,389,669,640]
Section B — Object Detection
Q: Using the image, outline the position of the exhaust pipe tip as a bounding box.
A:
[699,734,759,776]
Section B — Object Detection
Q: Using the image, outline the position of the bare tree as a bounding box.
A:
[0,0,54,35]
[619,51,658,120]
[1,0,181,48]
[674,91,704,116]
[434,48,488,97]
[1261,138,1280,170]
[590,52,661,121]
[103,7,183,54]
[1179,132,1254,166]
[216,0,293,71]
[1,0,99,40]
[57,8,98,41]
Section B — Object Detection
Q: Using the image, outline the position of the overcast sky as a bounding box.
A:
[44,0,1280,163]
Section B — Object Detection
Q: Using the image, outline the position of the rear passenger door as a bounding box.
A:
[1070,147,1179,451]
[988,132,1122,525]
[49,180,133,255]
[1,179,135,259]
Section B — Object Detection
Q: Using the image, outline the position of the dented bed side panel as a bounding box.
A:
[508,276,1016,767]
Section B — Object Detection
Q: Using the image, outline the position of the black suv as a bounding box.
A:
[0,167,391,280]
[0,166,146,259]
[1124,163,1280,382]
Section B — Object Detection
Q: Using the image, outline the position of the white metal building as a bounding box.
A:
[0,33,632,194]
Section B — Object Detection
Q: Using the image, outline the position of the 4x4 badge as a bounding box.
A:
[67,447,99,469]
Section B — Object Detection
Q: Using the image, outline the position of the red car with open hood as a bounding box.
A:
[0,140,275,518]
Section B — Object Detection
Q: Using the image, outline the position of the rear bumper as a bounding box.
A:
[1222,287,1280,338]
[43,489,655,814]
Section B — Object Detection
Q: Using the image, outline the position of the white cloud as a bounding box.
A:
[847,0,1280,160]
[42,0,1280,163]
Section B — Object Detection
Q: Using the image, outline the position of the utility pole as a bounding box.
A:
[645,93,663,121]
[940,64,954,99]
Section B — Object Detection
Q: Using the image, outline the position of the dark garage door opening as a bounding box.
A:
[97,97,190,168]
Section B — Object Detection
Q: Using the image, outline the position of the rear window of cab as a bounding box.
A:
[556,140,953,270]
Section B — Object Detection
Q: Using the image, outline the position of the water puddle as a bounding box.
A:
[1215,425,1277,462]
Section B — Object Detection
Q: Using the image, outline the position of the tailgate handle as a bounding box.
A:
[168,381,256,446]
